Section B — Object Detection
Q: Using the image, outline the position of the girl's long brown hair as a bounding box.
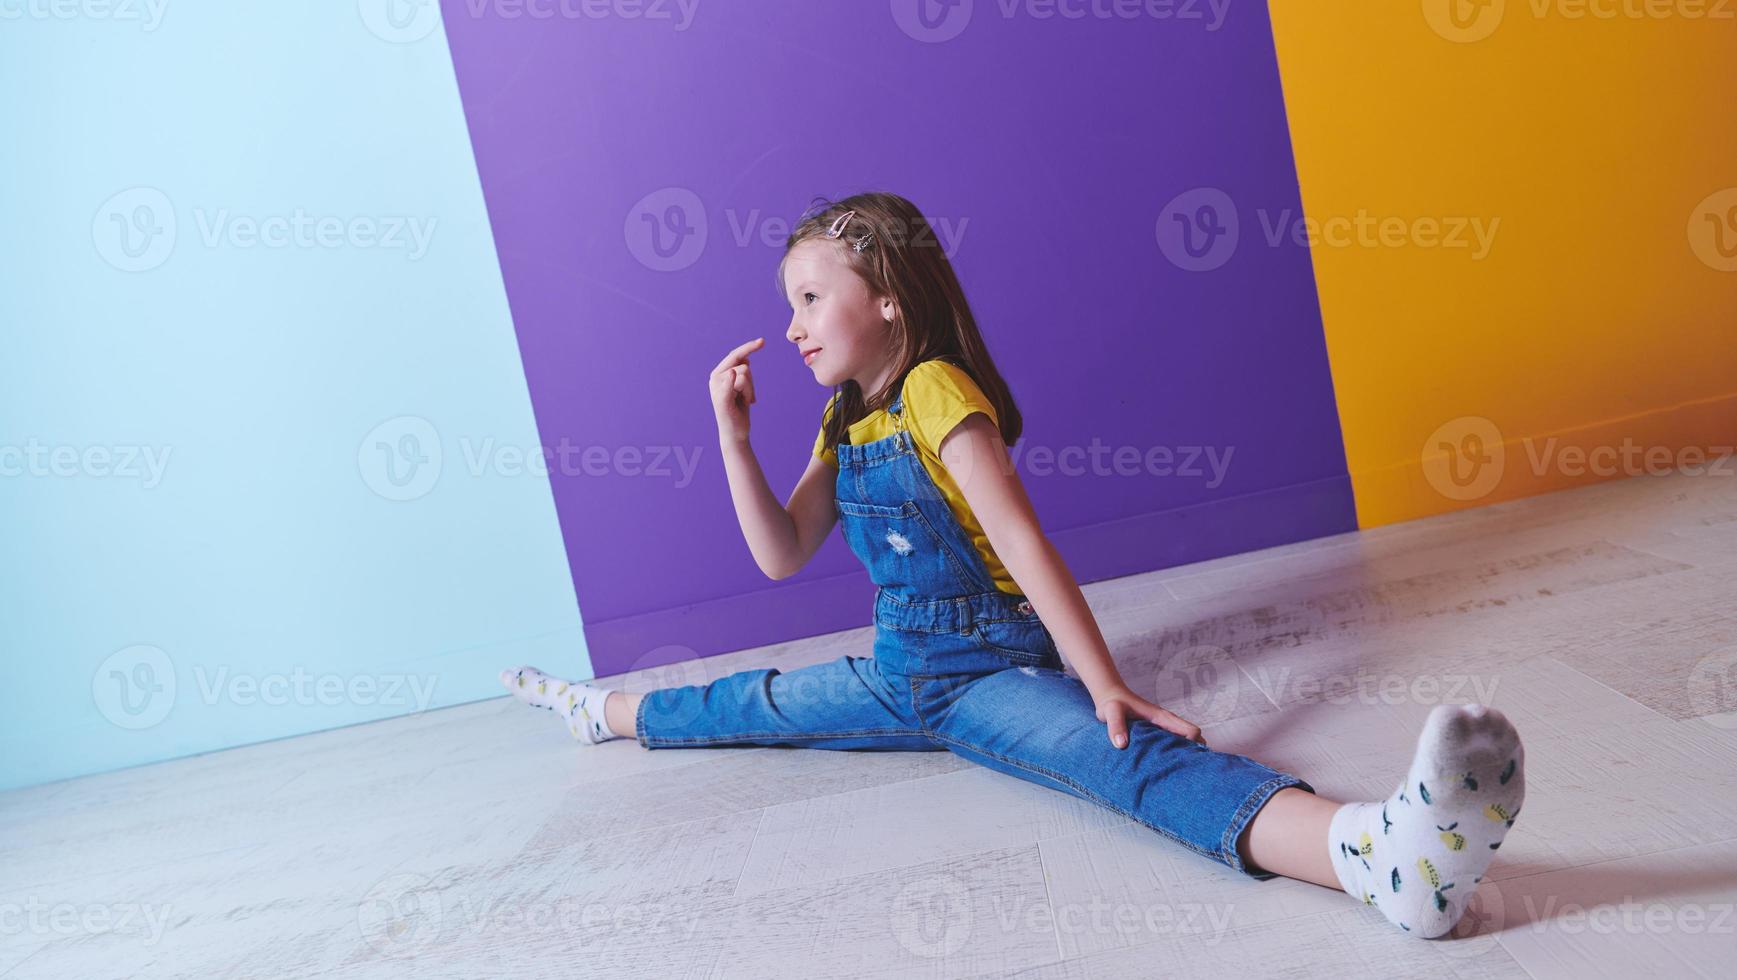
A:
[778,191,1023,457]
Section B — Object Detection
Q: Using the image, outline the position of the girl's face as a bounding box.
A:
[782,239,898,395]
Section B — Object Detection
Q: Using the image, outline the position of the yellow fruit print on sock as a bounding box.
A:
[1485,802,1515,826]
[1437,821,1465,851]
[1417,856,1440,889]
[1358,831,1374,858]
[1418,856,1457,911]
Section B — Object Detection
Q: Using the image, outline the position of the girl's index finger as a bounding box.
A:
[712,337,766,374]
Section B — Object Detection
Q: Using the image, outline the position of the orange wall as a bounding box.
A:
[1270,0,1737,526]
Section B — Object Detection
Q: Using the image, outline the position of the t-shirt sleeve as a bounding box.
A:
[813,392,840,466]
[906,360,999,459]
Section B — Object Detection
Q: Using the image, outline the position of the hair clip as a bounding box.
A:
[851,233,873,253]
[825,209,856,239]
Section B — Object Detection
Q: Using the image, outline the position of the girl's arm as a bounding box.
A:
[719,439,838,579]
[710,337,839,580]
[939,413,1206,749]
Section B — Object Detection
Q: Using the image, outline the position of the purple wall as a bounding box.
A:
[442,0,1354,678]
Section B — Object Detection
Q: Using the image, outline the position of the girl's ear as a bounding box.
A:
[880,296,897,322]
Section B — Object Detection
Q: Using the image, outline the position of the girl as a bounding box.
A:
[501,192,1524,939]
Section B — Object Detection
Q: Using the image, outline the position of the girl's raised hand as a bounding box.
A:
[709,337,764,443]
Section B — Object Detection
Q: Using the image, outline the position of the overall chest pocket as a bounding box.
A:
[835,498,977,592]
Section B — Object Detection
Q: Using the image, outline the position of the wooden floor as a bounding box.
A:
[5,470,1737,979]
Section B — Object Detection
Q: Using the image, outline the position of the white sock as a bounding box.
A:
[1327,704,1525,938]
[499,666,622,744]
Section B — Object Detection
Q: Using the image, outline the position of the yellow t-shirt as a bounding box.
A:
[813,359,1019,595]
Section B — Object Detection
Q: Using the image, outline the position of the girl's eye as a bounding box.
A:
[804,292,818,305]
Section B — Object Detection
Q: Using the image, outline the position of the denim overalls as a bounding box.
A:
[636,382,1313,878]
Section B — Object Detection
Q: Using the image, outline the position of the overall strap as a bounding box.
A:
[888,381,908,435]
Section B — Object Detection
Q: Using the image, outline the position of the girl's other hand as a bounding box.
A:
[1093,684,1206,749]
[710,337,764,443]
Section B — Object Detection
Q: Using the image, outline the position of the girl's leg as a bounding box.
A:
[503,655,944,752]
[1236,787,1342,888]
[920,664,1525,938]
[915,664,1309,877]
[604,690,640,739]
[632,654,941,750]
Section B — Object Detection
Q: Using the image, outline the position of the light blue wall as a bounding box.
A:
[0,3,588,792]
